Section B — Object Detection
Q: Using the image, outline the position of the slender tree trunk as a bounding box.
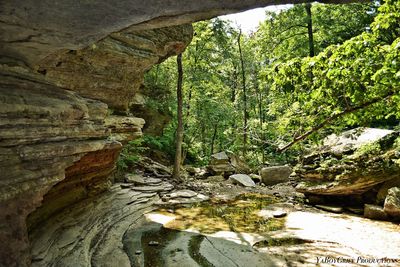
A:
[181,87,192,164]
[231,65,238,103]
[182,40,198,163]
[238,30,248,157]
[210,123,218,156]
[231,64,239,130]
[305,3,315,57]
[261,95,266,165]
[254,74,265,165]
[173,54,184,180]
[155,65,159,84]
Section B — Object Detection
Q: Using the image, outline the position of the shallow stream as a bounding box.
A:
[126,193,400,266]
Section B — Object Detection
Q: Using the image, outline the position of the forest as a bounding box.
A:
[119,0,399,172]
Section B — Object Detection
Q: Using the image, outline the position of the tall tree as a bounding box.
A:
[173,53,184,180]
[238,30,248,156]
[305,3,315,57]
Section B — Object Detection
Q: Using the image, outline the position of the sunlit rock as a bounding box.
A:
[384,187,400,219]
[229,174,256,187]
[296,129,400,196]
[208,152,235,175]
[208,151,250,176]
[315,205,343,214]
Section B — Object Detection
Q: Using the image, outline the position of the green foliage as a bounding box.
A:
[142,127,176,158]
[144,58,177,115]
[256,2,376,61]
[117,138,147,171]
[267,0,400,150]
[394,136,400,149]
[140,0,398,167]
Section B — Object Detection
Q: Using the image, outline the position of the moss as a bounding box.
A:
[394,136,400,149]
[352,142,381,158]
[319,157,340,169]
[157,193,285,234]
[253,237,312,248]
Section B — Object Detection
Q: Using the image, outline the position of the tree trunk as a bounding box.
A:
[254,73,265,165]
[181,87,192,164]
[182,40,198,163]
[210,123,218,156]
[261,96,266,165]
[305,3,315,57]
[173,53,184,180]
[231,64,238,103]
[238,30,248,157]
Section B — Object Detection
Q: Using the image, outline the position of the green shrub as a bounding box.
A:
[117,138,147,172]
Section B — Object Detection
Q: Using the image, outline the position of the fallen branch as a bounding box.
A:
[277,90,395,152]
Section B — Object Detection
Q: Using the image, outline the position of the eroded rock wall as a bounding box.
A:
[0,71,117,266]
[0,24,193,266]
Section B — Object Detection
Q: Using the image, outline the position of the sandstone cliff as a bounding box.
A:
[0,24,192,266]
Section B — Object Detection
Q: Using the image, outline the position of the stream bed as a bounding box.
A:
[29,185,400,267]
[124,193,400,267]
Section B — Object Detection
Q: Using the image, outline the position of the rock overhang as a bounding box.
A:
[0,0,364,66]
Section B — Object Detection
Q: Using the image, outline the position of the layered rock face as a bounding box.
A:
[0,72,118,266]
[208,151,250,176]
[130,90,173,136]
[295,128,400,196]
[37,25,193,111]
[0,24,193,266]
[29,184,163,267]
[260,166,292,186]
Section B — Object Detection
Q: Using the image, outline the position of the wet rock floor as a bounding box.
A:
[29,180,400,267]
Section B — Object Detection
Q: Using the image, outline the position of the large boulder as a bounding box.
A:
[208,152,235,175]
[377,178,400,204]
[226,151,251,174]
[364,204,389,221]
[320,127,393,155]
[383,187,400,219]
[260,166,292,186]
[296,128,400,196]
[207,151,250,176]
